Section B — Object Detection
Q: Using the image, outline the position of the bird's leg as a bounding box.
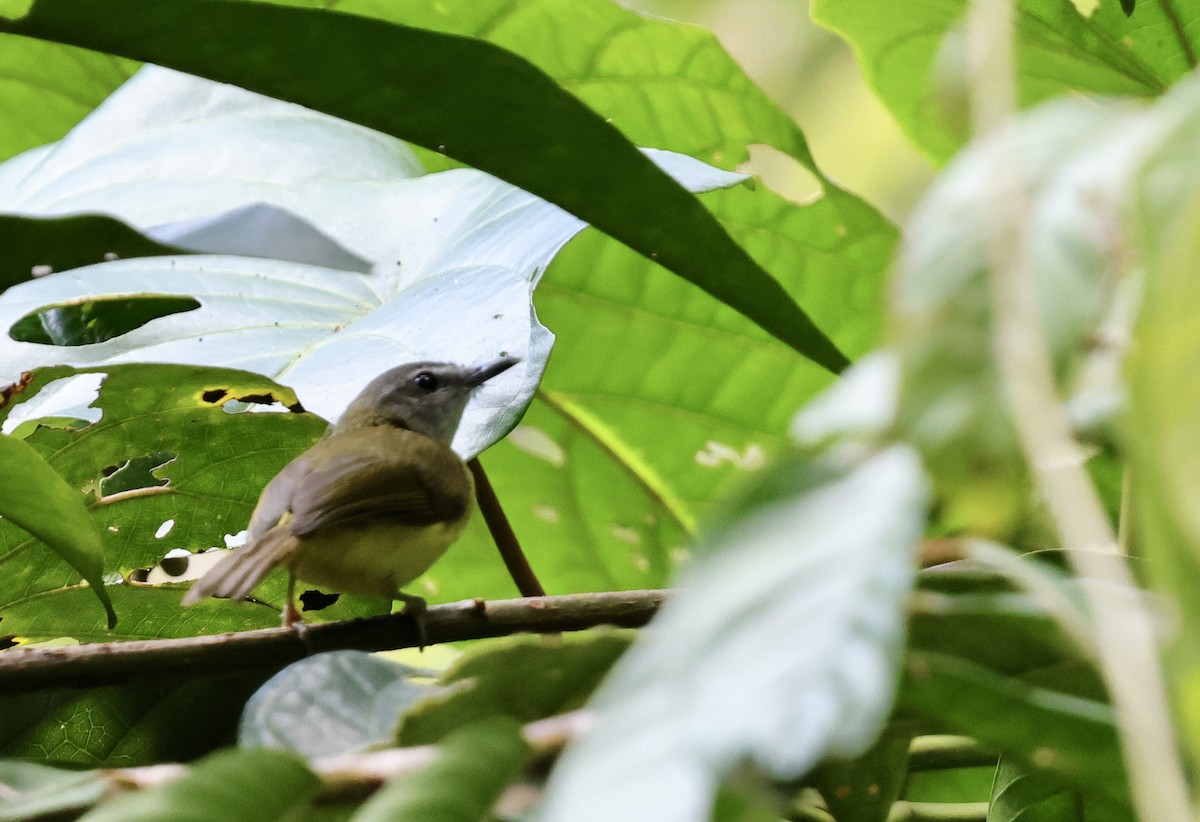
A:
[281,572,302,627]
[397,592,428,649]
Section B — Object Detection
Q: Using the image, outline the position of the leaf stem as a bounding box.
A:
[469,457,545,597]
[966,1,1192,819]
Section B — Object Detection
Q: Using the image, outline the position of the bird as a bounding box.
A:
[182,356,519,631]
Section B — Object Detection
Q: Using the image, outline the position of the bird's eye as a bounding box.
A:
[413,372,439,392]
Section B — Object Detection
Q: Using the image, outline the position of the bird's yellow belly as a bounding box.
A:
[289,519,468,598]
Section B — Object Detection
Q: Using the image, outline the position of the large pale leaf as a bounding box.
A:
[0,67,743,457]
[537,445,927,821]
[0,0,848,371]
[812,0,1171,164]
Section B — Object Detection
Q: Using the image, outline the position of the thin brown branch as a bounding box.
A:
[468,457,545,597]
[0,590,665,694]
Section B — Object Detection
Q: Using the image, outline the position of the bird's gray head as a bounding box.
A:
[333,356,519,443]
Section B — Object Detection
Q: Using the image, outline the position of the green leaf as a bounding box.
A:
[352,718,528,822]
[0,364,343,641]
[0,673,268,766]
[899,652,1127,806]
[0,0,846,371]
[0,38,134,161]
[809,720,917,822]
[989,757,1133,822]
[539,445,927,820]
[0,431,115,627]
[240,651,436,758]
[1126,74,1200,772]
[0,760,107,821]
[268,0,823,175]
[0,214,182,295]
[78,748,317,822]
[398,632,632,746]
[536,184,895,524]
[812,0,1169,164]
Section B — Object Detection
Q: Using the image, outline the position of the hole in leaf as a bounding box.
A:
[159,550,191,577]
[737,143,823,205]
[1,373,106,437]
[9,296,200,346]
[98,451,177,501]
[300,590,340,612]
[199,387,305,414]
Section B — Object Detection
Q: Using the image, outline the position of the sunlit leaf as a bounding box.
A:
[813,0,1170,163]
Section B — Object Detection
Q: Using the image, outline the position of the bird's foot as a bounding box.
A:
[281,599,304,627]
[397,593,428,649]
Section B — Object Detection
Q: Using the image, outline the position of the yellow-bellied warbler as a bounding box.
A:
[182,356,519,627]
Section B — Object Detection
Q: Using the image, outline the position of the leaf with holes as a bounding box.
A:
[0,66,749,458]
[0,363,402,642]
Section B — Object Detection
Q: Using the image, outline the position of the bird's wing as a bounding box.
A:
[247,454,317,540]
[285,426,473,537]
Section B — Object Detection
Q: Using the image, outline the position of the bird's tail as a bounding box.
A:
[181,528,296,606]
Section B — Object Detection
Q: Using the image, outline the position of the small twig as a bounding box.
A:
[314,710,591,803]
[0,590,665,694]
[469,457,546,597]
[90,711,596,814]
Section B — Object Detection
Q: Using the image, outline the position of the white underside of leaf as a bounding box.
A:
[0,66,746,457]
